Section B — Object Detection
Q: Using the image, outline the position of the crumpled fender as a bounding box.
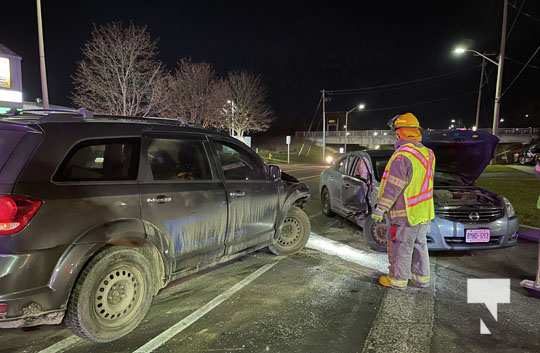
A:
[274,180,310,237]
[49,219,169,309]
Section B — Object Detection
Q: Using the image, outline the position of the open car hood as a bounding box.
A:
[423,130,499,185]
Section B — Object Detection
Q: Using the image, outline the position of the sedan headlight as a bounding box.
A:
[502,197,516,218]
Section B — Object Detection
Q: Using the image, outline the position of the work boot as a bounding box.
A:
[378,275,407,289]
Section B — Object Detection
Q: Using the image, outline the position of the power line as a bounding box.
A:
[502,44,540,97]
[325,66,481,95]
[510,0,540,22]
[355,90,478,113]
[505,55,540,69]
[507,0,526,40]
[306,93,322,131]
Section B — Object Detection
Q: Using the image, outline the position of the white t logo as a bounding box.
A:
[467,279,511,334]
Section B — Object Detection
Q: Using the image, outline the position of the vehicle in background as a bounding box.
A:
[0,111,310,342]
[320,130,519,252]
[517,142,539,165]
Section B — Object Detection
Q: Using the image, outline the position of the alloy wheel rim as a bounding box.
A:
[322,191,330,213]
[371,223,388,246]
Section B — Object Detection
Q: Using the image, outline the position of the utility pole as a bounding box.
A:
[321,89,326,162]
[492,0,508,136]
[345,111,349,154]
[475,58,486,129]
[36,0,50,109]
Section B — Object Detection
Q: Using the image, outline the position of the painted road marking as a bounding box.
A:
[309,212,322,219]
[36,335,83,353]
[281,166,325,173]
[521,224,540,230]
[132,262,278,353]
[298,174,321,181]
[306,233,388,273]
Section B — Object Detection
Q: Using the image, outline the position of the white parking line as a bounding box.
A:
[132,262,278,353]
[281,167,321,173]
[37,335,83,353]
[298,174,320,181]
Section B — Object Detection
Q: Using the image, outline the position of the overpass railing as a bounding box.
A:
[296,127,539,138]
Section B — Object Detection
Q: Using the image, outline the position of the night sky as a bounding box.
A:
[1,1,539,134]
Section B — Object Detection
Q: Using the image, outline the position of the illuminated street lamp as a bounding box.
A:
[344,103,366,153]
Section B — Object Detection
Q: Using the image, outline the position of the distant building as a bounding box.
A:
[0,44,23,113]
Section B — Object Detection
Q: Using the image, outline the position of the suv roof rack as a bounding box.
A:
[18,108,94,118]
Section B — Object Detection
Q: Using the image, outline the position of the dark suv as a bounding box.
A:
[0,111,310,342]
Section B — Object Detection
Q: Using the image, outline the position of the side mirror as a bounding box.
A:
[268,164,282,181]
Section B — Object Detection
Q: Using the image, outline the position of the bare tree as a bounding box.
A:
[161,59,230,127]
[226,71,272,137]
[72,22,166,117]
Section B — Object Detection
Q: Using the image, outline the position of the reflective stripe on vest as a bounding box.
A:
[397,145,434,206]
[391,144,435,225]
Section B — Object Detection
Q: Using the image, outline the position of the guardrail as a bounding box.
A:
[296,128,539,138]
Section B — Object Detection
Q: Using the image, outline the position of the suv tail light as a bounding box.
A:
[0,195,42,236]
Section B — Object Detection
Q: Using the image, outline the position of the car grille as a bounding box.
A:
[444,236,503,246]
[436,208,504,223]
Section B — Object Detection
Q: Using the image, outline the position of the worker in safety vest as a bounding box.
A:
[371,113,435,289]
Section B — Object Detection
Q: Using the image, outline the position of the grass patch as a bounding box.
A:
[476,170,540,227]
[483,165,516,173]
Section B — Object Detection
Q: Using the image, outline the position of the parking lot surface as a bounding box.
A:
[1,164,539,353]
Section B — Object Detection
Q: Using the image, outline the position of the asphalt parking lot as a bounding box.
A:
[1,164,539,353]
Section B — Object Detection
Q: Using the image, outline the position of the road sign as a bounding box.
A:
[286,136,291,164]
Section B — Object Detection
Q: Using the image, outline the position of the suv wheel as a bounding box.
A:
[269,207,311,256]
[321,187,334,217]
[364,215,389,252]
[65,247,154,342]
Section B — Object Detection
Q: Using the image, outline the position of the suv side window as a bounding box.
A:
[54,138,140,182]
[214,141,266,180]
[147,138,212,181]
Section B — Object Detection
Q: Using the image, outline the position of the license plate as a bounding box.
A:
[465,229,491,243]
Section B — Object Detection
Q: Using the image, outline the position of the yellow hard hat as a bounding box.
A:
[388,112,421,130]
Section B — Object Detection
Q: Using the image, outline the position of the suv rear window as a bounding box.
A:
[0,130,25,171]
[54,138,140,182]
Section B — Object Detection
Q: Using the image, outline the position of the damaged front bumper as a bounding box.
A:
[427,215,520,251]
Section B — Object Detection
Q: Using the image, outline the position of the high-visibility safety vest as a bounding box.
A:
[380,143,436,225]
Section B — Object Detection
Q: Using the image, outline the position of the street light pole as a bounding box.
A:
[344,111,349,154]
[492,0,508,136]
[344,103,365,154]
[322,89,326,162]
[36,0,50,109]
[475,57,486,129]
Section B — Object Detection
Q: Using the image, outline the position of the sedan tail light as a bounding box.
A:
[0,195,42,236]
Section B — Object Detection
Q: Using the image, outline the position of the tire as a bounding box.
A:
[364,215,390,252]
[65,247,154,343]
[269,207,311,256]
[321,187,334,217]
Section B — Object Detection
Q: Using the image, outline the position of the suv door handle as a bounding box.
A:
[147,195,173,204]
[229,191,246,198]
